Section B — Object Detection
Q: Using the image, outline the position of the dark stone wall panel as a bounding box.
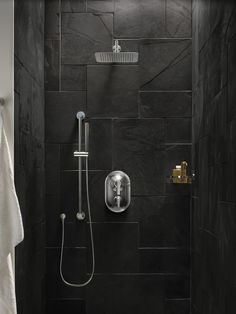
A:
[192,1,236,313]
[140,92,192,118]
[140,40,192,91]
[15,0,44,86]
[45,0,192,313]
[45,91,86,143]
[15,1,45,314]
[62,13,113,64]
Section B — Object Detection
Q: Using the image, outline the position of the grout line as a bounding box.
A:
[59,0,62,91]
[115,37,192,40]
[139,90,192,93]
[166,298,191,301]
[46,246,87,249]
[164,143,192,146]
[86,272,190,276]
[139,247,189,250]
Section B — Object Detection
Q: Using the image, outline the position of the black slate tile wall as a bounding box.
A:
[45,1,192,313]
[192,1,236,313]
[14,1,45,314]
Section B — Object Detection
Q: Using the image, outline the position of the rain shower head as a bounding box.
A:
[95,40,139,64]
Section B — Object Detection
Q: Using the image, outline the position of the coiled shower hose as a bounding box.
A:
[59,158,95,287]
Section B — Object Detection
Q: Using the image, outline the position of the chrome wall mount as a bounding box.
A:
[105,171,131,213]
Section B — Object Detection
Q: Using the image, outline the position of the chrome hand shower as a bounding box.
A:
[59,111,95,287]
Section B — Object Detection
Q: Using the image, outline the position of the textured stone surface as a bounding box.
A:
[114,0,166,38]
[140,40,192,91]
[62,13,113,64]
[87,65,139,117]
[14,1,45,313]
[192,1,236,313]
[45,0,192,313]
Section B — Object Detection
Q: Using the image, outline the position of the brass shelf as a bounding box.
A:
[167,176,192,184]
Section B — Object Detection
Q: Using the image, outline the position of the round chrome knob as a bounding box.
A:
[60,213,66,220]
[76,212,86,221]
[76,111,85,120]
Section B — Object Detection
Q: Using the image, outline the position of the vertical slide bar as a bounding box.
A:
[78,117,82,216]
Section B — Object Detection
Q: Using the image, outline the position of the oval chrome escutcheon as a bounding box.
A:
[105,171,131,213]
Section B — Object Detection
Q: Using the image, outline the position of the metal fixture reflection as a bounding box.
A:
[75,111,88,220]
[105,170,131,213]
[169,161,192,184]
[59,111,95,287]
[95,39,139,64]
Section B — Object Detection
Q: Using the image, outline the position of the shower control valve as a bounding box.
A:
[105,170,131,213]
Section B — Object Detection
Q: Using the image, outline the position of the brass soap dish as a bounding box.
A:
[168,161,192,184]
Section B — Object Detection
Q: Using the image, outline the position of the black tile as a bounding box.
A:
[60,120,112,170]
[166,118,192,143]
[15,223,46,312]
[139,248,190,274]
[86,274,164,314]
[15,0,44,86]
[228,36,236,120]
[200,25,227,105]
[27,168,45,225]
[165,299,190,314]
[60,170,109,220]
[165,144,192,178]
[140,92,192,118]
[87,0,114,12]
[114,0,165,38]
[46,203,87,248]
[113,119,165,195]
[45,91,86,143]
[60,144,78,170]
[45,0,60,39]
[61,65,86,91]
[165,275,190,298]
[31,80,45,166]
[137,196,190,247]
[62,13,113,64]
[196,0,211,50]
[46,248,86,298]
[45,144,60,195]
[91,223,139,273]
[16,167,45,228]
[14,92,20,164]
[166,0,192,38]
[45,40,59,91]
[46,299,86,314]
[89,119,113,169]
[60,171,79,211]
[140,40,192,91]
[61,0,86,12]
[87,66,139,118]
[90,193,139,223]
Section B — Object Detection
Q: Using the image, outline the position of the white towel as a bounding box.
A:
[0,107,24,314]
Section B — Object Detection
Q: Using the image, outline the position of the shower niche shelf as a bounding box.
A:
[167,161,194,185]
[166,176,193,184]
